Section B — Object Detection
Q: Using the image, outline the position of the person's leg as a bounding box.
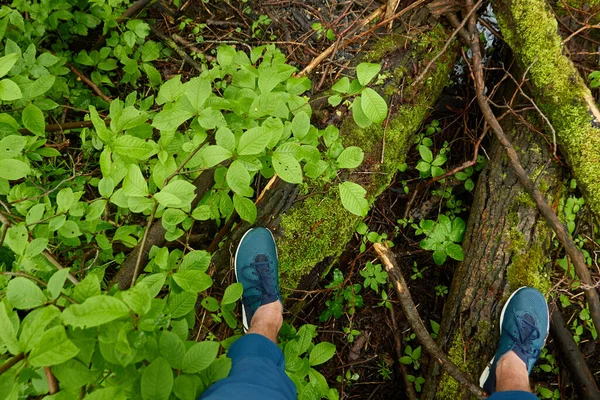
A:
[480,286,549,399]
[201,228,296,400]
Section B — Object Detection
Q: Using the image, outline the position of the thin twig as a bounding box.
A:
[66,62,111,103]
[457,0,600,334]
[388,296,418,400]
[19,120,101,134]
[0,353,24,375]
[373,243,487,399]
[131,201,158,287]
[45,367,58,394]
[150,26,203,73]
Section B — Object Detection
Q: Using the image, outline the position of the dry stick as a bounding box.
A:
[45,367,58,394]
[66,62,111,103]
[150,26,204,73]
[0,353,24,375]
[92,0,155,50]
[131,201,158,287]
[373,243,487,399]
[385,0,402,31]
[19,120,98,134]
[388,298,418,400]
[460,2,600,333]
[412,0,483,88]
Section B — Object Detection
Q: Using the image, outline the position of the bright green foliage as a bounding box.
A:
[414,215,466,265]
[319,269,364,322]
[359,261,388,293]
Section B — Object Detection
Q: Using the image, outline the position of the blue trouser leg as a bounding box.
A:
[200,334,297,400]
[488,391,539,400]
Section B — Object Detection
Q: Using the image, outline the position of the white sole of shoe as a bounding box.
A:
[478,286,550,388]
[234,227,278,332]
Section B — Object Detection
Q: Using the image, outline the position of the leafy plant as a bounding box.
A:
[399,345,422,370]
[355,221,392,253]
[416,141,449,179]
[343,326,361,343]
[537,386,560,399]
[410,262,428,280]
[588,70,600,88]
[359,261,388,293]
[312,22,335,41]
[336,369,359,386]
[320,269,364,321]
[377,359,393,380]
[407,375,426,393]
[434,285,448,297]
[414,215,466,265]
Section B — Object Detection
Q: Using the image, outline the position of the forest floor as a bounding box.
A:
[152,0,600,398]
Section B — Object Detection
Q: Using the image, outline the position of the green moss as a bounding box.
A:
[497,0,600,220]
[514,191,536,208]
[437,332,475,399]
[364,34,409,62]
[506,227,552,294]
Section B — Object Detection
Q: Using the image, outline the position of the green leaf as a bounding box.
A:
[233,194,257,223]
[0,53,18,78]
[154,180,196,208]
[156,75,184,105]
[238,127,270,155]
[221,282,243,305]
[356,63,381,86]
[62,295,130,328]
[22,103,45,136]
[184,77,212,113]
[159,331,186,369]
[5,224,28,255]
[418,145,433,163]
[297,324,316,354]
[182,341,219,373]
[123,165,148,197]
[338,181,368,217]
[272,152,302,184]
[58,220,81,238]
[24,75,55,99]
[0,302,20,355]
[7,277,46,309]
[351,96,372,128]
[399,356,413,365]
[84,387,126,400]
[215,127,236,152]
[172,270,213,293]
[152,107,195,132]
[337,146,364,169]
[28,325,80,367]
[200,145,232,168]
[47,269,70,300]
[191,205,211,221]
[122,285,152,315]
[0,135,25,158]
[52,359,95,390]
[360,88,388,123]
[141,357,173,400]
[0,158,30,180]
[173,375,199,400]
[112,135,156,160]
[446,243,464,261]
[217,45,236,66]
[0,78,22,101]
[332,77,350,93]
[56,187,74,213]
[26,237,47,257]
[309,342,336,366]
[167,291,198,318]
[226,160,253,197]
[291,111,310,139]
[19,305,60,352]
[328,94,342,107]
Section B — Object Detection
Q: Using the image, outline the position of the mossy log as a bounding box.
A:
[421,112,563,399]
[493,0,600,223]
[211,20,458,290]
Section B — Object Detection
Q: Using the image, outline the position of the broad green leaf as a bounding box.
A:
[73,274,100,303]
[0,158,30,180]
[304,160,328,179]
[338,181,368,217]
[182,341,219,373]
[238,127,270,155]
[286,76,311,95]
[156,75,184,105]
[167,291,198,318]
[0,135,25,158]
[184,77,211,113]
[297,324,316,354]
[0,78,22,101]
[7,277,46,309]
[332,77,350,93]
[226,160,253,197]
[24,75,55,99]
[337,146,364,169]
[309,342,336,366]
[141,357,173,400]
[172,270,213,293]
[360,88,388,123]
[200,145,232,168]
[418,145,433,163]
[122,285,152,315]
[56,187,74,213]
[291,111,310,139]
[0,53,18,78]
[159,331,186,369]
[272,152,302,184]
[112,135,157,160]
[154,180,196,208]
[446,243,464,261]
[26,237,47,257]
[28,325,80,367]
[180,250,211,272]
[5,224,27,255]
[221,282,243,305]
[0,302,20,354]
[215,127,236,152]
[52,359,95,390]
[162,209,186,226]
[152,107,194,132]
[123,165,148,197]
[233,194,256,223]
[351,96,372,128]
[47,269,70,301]
[62,296,130,328]
[356,63,381,86]
[22,103,45,136]
[90,105,114,143]
[191,205,211,221]
[58,220,81,238]
[217,45,236,66]
[139,272,167,298]
[19,305,61,352]
[84,387,126,400]
[173,375,199,400]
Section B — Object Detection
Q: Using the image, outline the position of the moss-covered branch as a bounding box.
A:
[494,0,600,222]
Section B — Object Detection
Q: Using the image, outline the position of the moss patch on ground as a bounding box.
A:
[506,224,552,294]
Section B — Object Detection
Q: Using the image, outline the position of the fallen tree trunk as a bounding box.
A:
[493,0,600,223]
[422,111,563,399]
[211,16,459,290]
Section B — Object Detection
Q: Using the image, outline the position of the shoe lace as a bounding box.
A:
[507,311,541,360]
[241,258,277,306]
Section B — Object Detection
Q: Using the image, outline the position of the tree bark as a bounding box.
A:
[423,112,563,399]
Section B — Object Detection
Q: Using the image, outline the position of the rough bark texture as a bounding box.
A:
[494,0,600,222]
[422,113,563,399]
[212,19,459,290]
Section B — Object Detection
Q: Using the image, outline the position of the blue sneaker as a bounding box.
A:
[480,286,549,394]
[234,227,282,331]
